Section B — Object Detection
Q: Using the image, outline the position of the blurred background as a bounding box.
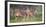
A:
[10,4,42,23]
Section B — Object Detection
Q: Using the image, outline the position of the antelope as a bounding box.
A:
[15,9,33,17]
[15,9,23,16]
[25,8,33,16]
[15,7,34,17]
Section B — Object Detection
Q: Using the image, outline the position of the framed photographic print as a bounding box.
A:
[5,1,45,26]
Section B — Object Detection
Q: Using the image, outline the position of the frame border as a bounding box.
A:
[5,1,45,26]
